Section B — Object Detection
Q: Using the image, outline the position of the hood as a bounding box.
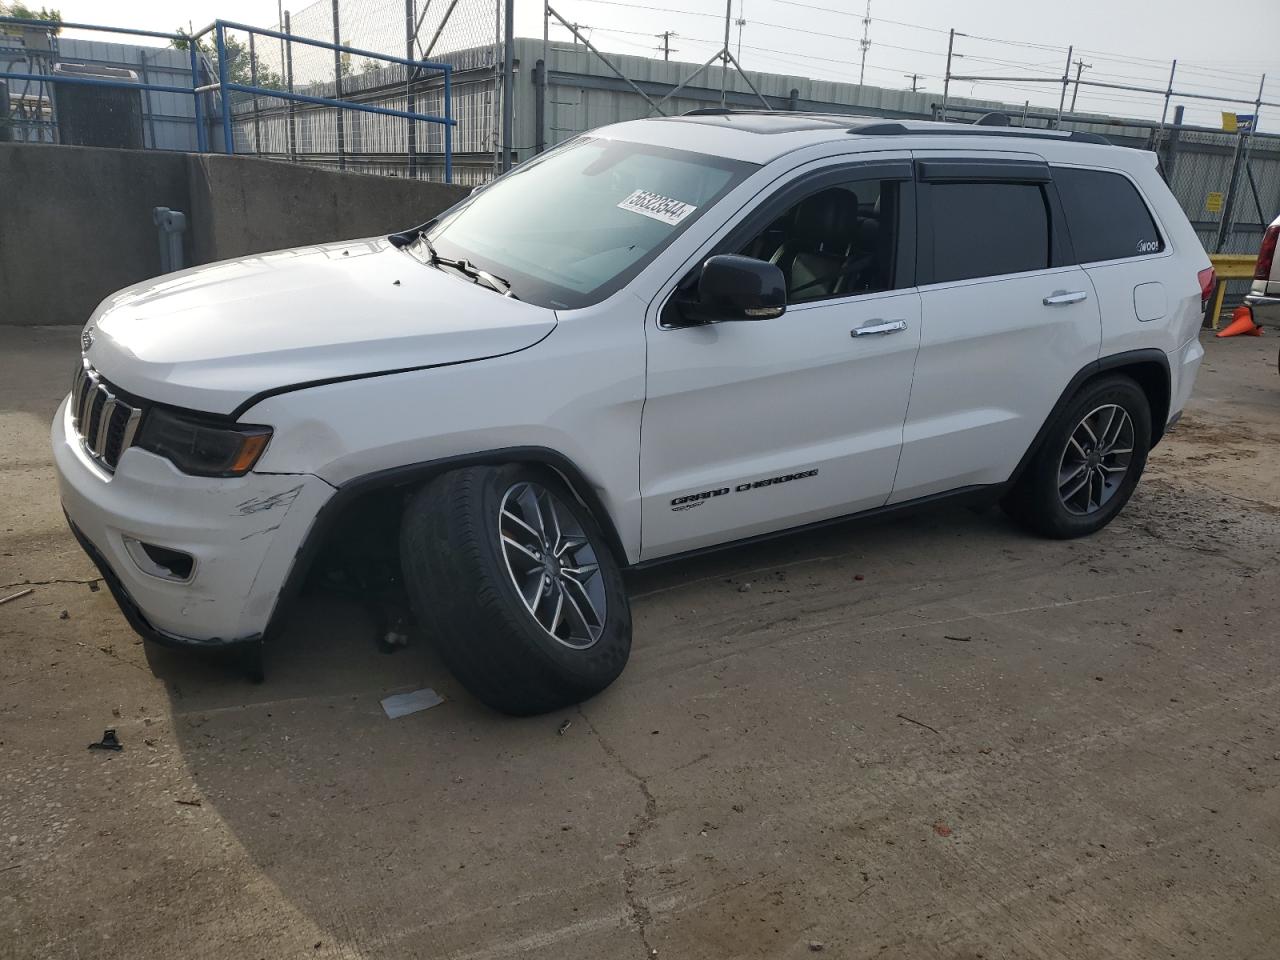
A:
[83,238,556,416]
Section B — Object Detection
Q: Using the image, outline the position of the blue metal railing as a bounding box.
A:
[0,16,455,181]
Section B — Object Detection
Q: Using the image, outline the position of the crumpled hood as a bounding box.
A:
[83,238,556,416]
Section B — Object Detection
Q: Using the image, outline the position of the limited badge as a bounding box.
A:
[616,189,696,226]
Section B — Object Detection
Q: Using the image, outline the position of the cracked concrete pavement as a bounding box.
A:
[3,325,1280,959]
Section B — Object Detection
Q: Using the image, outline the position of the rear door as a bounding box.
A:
[890,152,1102,503]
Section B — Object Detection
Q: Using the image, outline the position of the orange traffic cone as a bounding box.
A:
[1216,305,1263,338]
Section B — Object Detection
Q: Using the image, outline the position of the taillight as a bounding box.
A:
[1198,266,1217,308]
[1256,224,1279,281]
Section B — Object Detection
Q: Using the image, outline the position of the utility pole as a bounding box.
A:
[734,0,745,63]
[656,30,678,62]
[1068,58,1092,113]
[858,0,871,86]
[941,27,955,120]
[903,72,920,93]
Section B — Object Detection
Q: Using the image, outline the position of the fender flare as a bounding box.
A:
[262,446,629,642]
[1007,348,1172,488]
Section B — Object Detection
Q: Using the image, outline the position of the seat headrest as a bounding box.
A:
[792,189,861,245]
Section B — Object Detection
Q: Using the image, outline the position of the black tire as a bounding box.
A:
[399,464,631,715]
[1001,375,1152,539]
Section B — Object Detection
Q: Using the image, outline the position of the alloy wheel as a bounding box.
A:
[1057,403,1135,516]
[498,481,607,650]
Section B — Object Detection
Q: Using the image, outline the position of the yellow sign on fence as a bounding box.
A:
[1206,191,1224,213]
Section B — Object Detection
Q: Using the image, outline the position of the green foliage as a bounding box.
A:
[171,28,284,91]
[0,2,63,32]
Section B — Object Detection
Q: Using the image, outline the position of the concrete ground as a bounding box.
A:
[3,325,1279,960]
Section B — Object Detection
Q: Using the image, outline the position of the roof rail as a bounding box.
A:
[849,121,1110,146]
[683,107,739,116]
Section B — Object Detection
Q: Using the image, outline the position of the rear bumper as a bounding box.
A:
[53,395,335,646]
[1245,293,1280,327]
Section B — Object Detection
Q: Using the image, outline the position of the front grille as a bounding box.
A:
[71,360,143,472]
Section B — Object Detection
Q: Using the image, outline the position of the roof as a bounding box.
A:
[594,110,1113,165]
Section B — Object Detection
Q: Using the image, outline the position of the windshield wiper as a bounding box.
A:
[417,235,517,299]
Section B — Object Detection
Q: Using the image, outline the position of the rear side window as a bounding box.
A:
[1054,167,1164,263]
[929,182,1051,283]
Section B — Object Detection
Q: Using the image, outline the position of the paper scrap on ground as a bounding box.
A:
[381,688,445,719]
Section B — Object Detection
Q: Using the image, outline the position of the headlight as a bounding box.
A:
[136,408,272,477]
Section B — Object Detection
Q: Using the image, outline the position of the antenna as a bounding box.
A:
[858,0,871,86]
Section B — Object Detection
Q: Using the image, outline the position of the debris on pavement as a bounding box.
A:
[0,588,33,605]
[557,719,572,736]
[381,687,444,719]
[808,942,825,952]
[174,798,202,807]
[88,729,123,752]
[944,635,972,642]
[933,822,953,838]
[59,609,69,620]
[896,713,942,736]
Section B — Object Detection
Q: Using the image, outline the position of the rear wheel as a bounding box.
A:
[400,464,631,715]
[1002,375,1152,539]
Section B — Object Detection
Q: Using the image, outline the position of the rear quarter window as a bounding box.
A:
[1054,167,1165,263]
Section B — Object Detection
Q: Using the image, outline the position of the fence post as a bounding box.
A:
[501,0,514,171]
[539,0,548,154]
[941,28,954,121]
[249,31,261,154]
[444,66,453,183]
[188,38,207,152]
[534,59,545,155]
[284,11,296,161]
[332,0,346,170]
[1055,44,1073,128]
[405,0,417,178]
[1215,75,1264,253]
[215,23,234,154]
[1162,104,1184,184]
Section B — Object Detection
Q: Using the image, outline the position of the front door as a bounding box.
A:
[639,157,922,560]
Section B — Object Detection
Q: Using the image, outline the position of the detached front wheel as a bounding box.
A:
[400,464,631,715]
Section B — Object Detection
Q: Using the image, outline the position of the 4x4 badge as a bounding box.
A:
[80,326,94,352]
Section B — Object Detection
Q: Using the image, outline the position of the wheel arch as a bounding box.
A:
[1009,348,1171,488]
[261,446,629,642]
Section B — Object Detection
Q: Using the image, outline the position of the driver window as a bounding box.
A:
[739,179,901,304]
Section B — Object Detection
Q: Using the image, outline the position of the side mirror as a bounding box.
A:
[673,254,787,326]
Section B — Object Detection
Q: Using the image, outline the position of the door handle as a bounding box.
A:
[1043,290,1089,306]
[850,319,908,337]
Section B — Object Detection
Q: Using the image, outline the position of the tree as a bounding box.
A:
[0,2,62,32]
[171,29,284,91]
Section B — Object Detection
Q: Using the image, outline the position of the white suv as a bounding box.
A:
[53,112,1211,714]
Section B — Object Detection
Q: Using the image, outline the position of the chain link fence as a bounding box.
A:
[223,0,501,182]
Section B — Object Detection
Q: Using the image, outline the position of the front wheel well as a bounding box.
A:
[265,450,628,642]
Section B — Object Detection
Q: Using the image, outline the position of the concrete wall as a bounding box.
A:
[0,143,469,326]
[0,144,190,328]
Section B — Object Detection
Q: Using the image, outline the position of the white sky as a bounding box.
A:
[45,0,1280,131]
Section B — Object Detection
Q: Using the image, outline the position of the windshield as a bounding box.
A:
[420,138,755,309]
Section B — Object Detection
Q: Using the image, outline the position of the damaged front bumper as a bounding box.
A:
[52,395,334,646]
